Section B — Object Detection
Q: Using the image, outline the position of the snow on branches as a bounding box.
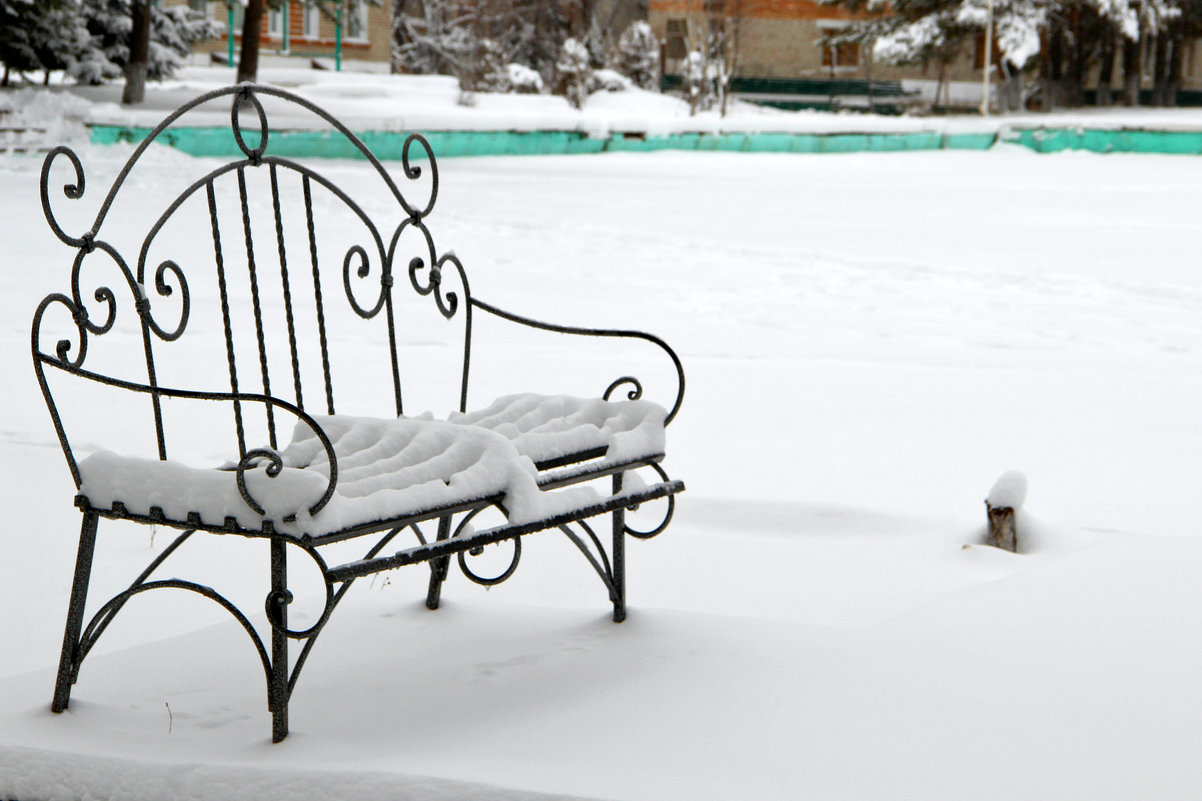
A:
[556,36,590,109]
[0,0,219,87]
[822,0,1197,109]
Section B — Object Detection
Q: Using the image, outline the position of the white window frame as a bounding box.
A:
[344,1,369,42]
[816,19,859,72]
[302,3,321,38]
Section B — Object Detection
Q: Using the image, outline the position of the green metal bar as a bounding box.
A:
[335,1,342,71]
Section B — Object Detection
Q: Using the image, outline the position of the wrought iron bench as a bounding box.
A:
[32,84,685,743]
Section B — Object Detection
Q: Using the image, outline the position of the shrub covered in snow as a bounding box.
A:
[590,68,631,93]
[506,62,544,94]
[459,37,508,93]
[614,20,659,91]
[556,37,591,110]
[681,49,713,115]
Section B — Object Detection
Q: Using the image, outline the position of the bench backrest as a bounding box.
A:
[33,85,474,486]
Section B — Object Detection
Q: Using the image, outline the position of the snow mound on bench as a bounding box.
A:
[449,393,666,465]
[78,414,598,536]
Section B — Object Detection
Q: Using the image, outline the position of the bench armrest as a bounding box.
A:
[38,355,340,521]
[469,297,685,425]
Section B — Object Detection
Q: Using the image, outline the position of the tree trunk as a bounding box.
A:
[934,61,946,113]
[1096,28,1114,106]
[1044,23,1065,110]
[864,40,874,113]
[1062,8,1084,107]
[1122,34,1141,106]
[1,64,8,88]
[1167,29,1183,107]
[121,0,150,105]
[391,0,405,74]
[1000,60,1023,112]
[1151,34,1168,106]
[237,0,266,84]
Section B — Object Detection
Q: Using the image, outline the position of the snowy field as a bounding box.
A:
[3,79,1202,800]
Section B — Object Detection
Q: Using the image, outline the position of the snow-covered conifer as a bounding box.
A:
[65,0,218,86]
[615,20,659,91]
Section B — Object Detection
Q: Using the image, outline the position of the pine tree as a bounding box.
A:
[68,0,219,88]
[1,0,81,85]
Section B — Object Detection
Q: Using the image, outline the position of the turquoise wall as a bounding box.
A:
[89,124,1202,158]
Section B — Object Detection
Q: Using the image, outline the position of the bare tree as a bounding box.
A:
[236,0,266,83]
[122,0,150,102]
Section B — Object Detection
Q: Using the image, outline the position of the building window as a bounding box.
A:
[345,1,369,41]
[268,8,283,37]
[821,40,859,68]
[665,18,687,60]
[303,4,321,38]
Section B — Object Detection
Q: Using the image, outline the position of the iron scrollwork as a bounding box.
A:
[451,508,522,586]
[622,462,677,539]
[604,376,643,402]
[343,243,390,319]
[264,538,336,640]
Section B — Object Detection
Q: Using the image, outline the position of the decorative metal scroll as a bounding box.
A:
[470,298,685,425]
[33,83,461,514]
[63,518,415,716]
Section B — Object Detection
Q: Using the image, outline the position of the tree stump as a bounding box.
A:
[985,471,1027,553]
[986,502,1018,552]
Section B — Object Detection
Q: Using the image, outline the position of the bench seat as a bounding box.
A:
[76,394,667,538]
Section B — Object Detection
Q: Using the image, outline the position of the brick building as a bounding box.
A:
[186,1,392,66]
[652,0,988,84]
[649,0,1202,106]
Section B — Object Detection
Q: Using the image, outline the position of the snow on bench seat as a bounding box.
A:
[449,393,667,468]
[78,416,590,537]
[76,396,667,538]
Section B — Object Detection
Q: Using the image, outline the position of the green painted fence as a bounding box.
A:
[1010,127,1202,155]
[88,123,1202,159]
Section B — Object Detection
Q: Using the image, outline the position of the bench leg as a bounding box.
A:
[425,516,453,610]
[268,537,289,743]
[612,473,626,623]
[52,510,99,713]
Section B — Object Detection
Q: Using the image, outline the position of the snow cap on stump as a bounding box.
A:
[987,470,1028,511]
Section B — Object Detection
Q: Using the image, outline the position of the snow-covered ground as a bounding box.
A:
[3,75,1202,800]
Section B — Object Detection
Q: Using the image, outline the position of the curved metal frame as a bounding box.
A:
[34,83,686,743]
